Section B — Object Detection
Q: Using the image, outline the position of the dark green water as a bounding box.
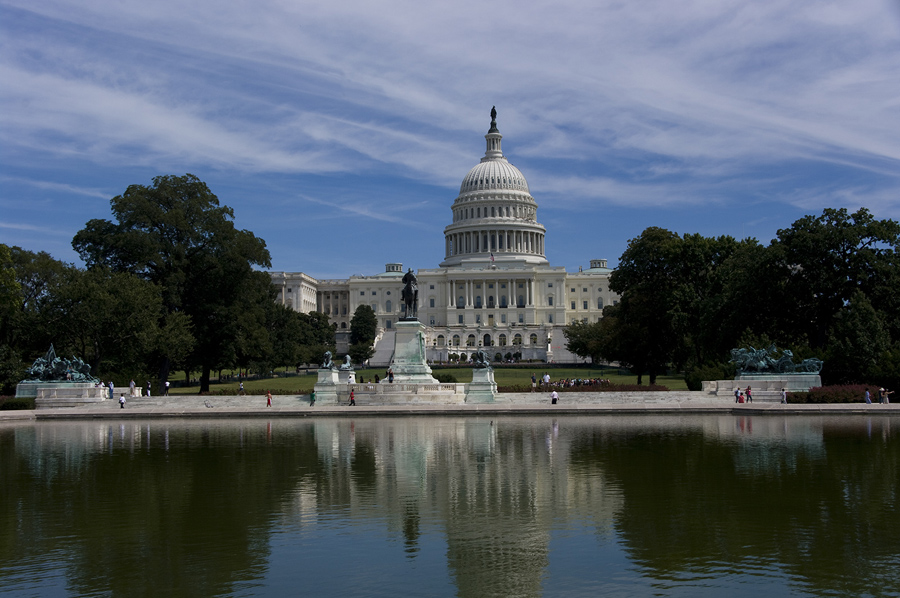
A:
[1,415,898,597]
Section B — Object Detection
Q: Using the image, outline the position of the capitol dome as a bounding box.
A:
[440,108,547,268]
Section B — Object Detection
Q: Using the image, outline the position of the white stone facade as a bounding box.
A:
[270,110,618,363]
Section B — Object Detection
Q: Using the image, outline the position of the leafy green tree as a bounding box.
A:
[825,290,890,385]
[72,174,272,392]
[768,207,900,350]
[563,319,605,364]
[348,304,378,365]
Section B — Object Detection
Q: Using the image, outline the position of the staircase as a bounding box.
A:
[368,329,396,368]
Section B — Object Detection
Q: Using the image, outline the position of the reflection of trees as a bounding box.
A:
[0,420,325,597]
[568,416,900,595]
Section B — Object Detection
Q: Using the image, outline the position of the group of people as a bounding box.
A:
[864,388,893,404]
[531,373,613,392]
[733,385,754,403]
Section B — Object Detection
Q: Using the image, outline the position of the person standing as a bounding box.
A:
[119,394,126,409]
[146,380,151,397]
[531,373,537,392]
[542,373,550,387]
[734,387,740,403]
[745,385,753,403]
[129,379,136,397]
[266,390,272,407]
[781,388,787,404]
[309,390,316,406]
[879,388,886,403]
[865,388,871,404]
[108,380,114,400]
[550,390,559,404]
[388,369,394,383]
[349,390,356,406]
[164,380,170,396]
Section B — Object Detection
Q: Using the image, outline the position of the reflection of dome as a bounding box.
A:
[441,108,548,268]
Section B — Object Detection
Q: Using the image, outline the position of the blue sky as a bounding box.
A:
[2,0,899,279]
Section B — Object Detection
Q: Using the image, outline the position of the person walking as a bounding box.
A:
[781,388,787,404]
[734,387,740,403]
[745,385,753,403]
[146,380,151,397]
[550,389,559,405]
[239,382,245,396]
[119,394,126,409]
[266,390,272,407]
[349,390,356,406]
[865,388,871,404]
[309,390,316,406]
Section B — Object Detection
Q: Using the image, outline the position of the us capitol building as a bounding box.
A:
[270,109,618,364]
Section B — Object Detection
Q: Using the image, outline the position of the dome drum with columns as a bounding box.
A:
[270,109,617,363]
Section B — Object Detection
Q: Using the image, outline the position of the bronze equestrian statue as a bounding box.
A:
[402,268,418,320]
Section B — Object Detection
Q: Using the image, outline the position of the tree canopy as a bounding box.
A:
[566,208,900,389]
[72,174,272,392]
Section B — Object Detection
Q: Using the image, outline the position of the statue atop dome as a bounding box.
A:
[491,106,497,125]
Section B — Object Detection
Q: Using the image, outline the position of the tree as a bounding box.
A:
[563,320,605,364]
[768,207,900,350]
[348,304,378,365]
[72,174,272,392]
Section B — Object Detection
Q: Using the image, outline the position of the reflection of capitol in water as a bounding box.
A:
[5,415,896,597]
[298,418,624,597]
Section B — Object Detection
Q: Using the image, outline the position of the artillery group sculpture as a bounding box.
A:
[730,345,823,375]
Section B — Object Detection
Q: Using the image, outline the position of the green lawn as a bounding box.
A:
[167,366,688,395]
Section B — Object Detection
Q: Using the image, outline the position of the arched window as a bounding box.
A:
[437,335,445,346]
[530,333,538,345]
[341,322,347,329]
[371,303,377,312]
[458,295,465,306]
[466,335,476,347]
[483,334,492,346]
[452,335,460,346]
[518,294,524,307]
[385,300,392,313]
[499,334,507,346]
[597,297,604,309]
[500,295,507,307]
[488,296,495,308]
[547,296,554,306]
[513,333,523,346]
[475,296,482,308]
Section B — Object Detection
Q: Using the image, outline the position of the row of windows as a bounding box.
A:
[435,333,540,347]
[454,204,535,222]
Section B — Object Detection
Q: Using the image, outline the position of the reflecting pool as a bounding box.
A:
[1,415,898,597]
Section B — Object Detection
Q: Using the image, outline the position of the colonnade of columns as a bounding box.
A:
[447,278,536,308]
[445,229,544,258]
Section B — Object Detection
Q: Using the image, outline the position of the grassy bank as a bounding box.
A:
[167,366,689,395]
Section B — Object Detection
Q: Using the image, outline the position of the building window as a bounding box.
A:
[467,335,476,347]
[360,291,365,296]
[571,302,576,310]
[341,322,347,328]
[530,333,538,345]
[583,301,588,310]
[518,283,523,288]
[548,282,553,287]
[430,317,435,325]
[513,334,522,346]
[571,288,575,293]
[386,321,392,329]
[430,285,434,289]
[386,300,392,313]
[488,283,494,289]
[371,303,377,312]
[372,291,376,295]
[437,335,445,346]
[501,314,506,323]
[430,298,435,307]
[583,288,587,292]
[458,296,465,306]
[475,296,482,308]
[458,315,464,324]
[287,288,292,293]
[453,335,460,346]
[598,298,604,309]
[548,314,553,323]
[519,314,524,323]
[518,295,524,307]
[386,291,391,295]
[548,296,553,306]
[475,314,481,323]
[499,334,507,346]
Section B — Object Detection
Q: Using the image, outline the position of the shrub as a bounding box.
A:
[788,384,877,404]
[434,373,458,384]
[0,397,35,410]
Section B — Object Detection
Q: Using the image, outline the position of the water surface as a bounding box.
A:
[1,415,898,597]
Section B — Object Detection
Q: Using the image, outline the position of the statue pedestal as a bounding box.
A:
[338,369,356,384]
[466,367,497,403]
[390,320,438,384]
[313,369,340,405]
[17,382,109,408]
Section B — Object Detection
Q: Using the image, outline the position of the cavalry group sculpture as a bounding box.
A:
[730,345,823,375]
[23,345,98,383]
[401,268,418,320]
